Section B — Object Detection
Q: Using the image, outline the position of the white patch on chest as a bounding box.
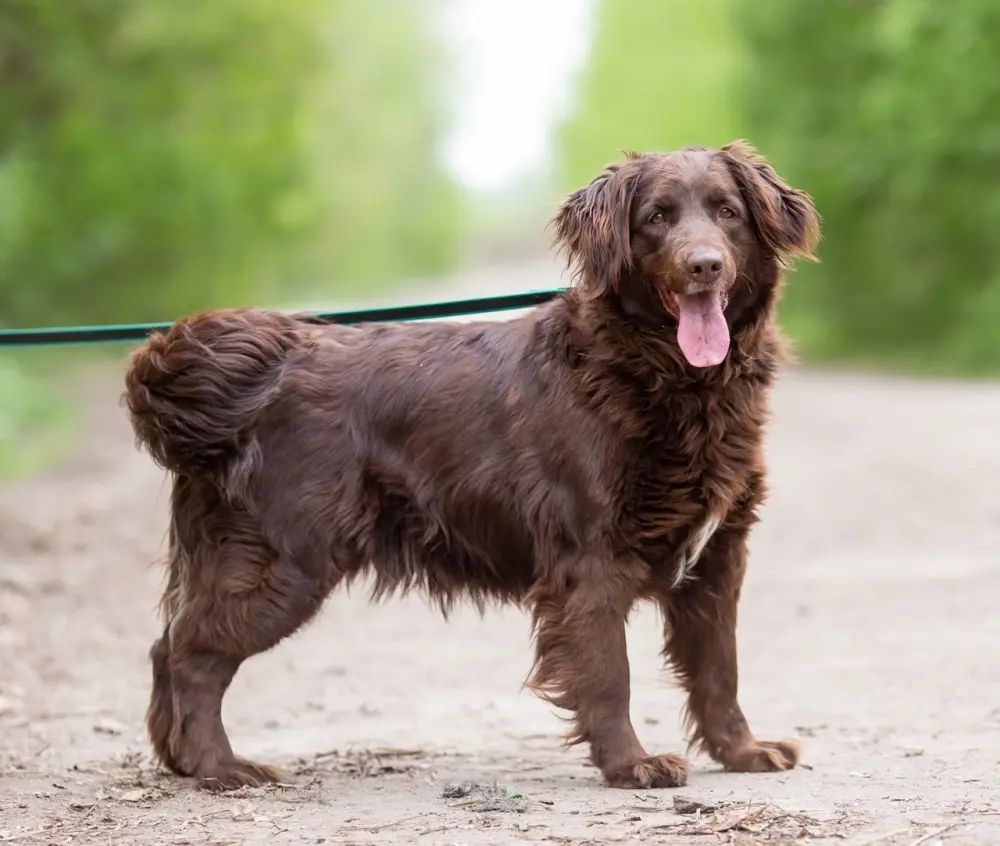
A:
[672,511,724,589]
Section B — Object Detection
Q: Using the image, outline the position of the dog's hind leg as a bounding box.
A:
[147,523,187,774]
[161,531,332,790]
[147,628,179,773]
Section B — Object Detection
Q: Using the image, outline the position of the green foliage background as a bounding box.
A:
[556,0,741,192]
[738,0,1000,373]
[0,0,463,327]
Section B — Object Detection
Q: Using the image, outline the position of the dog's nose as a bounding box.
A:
[685,250,724,285]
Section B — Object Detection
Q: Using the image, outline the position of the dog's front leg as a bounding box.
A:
[527,560,689,789]
[659,525,800,773]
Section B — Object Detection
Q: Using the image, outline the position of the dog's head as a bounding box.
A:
[551,140,819,367]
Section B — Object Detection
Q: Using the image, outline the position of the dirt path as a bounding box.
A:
[3,260,1000,845]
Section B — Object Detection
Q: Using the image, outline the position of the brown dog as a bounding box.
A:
[124,140,819,791]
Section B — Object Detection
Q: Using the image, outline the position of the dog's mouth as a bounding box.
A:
[658,288,731,369]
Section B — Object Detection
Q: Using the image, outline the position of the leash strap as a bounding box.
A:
[0,288,564,348]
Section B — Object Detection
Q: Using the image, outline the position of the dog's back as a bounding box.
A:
[124,302,613,609]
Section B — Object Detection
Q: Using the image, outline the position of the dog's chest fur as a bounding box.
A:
[618,372,769,587]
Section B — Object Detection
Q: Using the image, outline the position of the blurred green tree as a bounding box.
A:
[554,0,743,192]
[738,0,1000,373]
[0,0,462,327]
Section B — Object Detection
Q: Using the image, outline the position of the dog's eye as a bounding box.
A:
[719,206,737,220]
[649,212,665,225]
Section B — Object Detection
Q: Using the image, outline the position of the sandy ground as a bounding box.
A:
[3,259,1000,845]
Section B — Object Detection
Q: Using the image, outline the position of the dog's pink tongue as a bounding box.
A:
[676,290,730,368]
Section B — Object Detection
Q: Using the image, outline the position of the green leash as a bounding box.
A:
[0,288,565,348]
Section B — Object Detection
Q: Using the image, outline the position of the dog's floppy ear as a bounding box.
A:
[719,140,820,263]
[550,157,641,299]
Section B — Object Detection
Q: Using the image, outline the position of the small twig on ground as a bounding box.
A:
[369,813,427,833]
[339,813,428,834]
[418,825,456,837]
[1,827,90,843]
[28,743,50,759]
[909,823,961,846]
[856,827,910,845]
[0,832,44,844]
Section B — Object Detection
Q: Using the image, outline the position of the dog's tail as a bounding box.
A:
[123,308,303,479]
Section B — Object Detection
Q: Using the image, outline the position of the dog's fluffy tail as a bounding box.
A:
[123,308,303,479]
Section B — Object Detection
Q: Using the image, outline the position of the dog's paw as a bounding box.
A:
[197,758,286,792]
[723,739,800,773]
[604,753,690,789]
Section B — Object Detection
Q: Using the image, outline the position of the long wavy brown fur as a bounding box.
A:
[124,140,819,791]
